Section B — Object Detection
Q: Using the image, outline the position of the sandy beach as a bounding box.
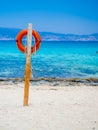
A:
[0,81,98,130]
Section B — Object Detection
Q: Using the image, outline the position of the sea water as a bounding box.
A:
[0,41,98,78]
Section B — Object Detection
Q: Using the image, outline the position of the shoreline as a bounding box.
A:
[0,77,98,86]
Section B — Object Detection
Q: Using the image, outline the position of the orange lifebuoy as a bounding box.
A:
[16,29,41,53]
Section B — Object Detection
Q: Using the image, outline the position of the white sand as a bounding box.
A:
[0,83,98,130]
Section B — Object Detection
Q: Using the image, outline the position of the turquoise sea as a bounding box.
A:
[0,41,98,78]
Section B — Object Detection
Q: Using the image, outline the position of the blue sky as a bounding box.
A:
[0,0,98,34]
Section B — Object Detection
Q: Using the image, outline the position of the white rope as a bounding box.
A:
[30,35,37,78]
[33,35,36,56]
[24,37,27,56]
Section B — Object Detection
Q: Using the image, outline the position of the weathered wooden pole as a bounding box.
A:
[16,23,41,106]
[23,23,32,106]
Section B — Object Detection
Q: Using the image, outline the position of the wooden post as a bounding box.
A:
[23,23,32,106]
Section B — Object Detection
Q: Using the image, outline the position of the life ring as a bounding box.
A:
[16,29,41,53]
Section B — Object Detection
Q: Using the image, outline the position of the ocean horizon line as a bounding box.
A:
[0,39,98,42]
[0,27,98,41]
